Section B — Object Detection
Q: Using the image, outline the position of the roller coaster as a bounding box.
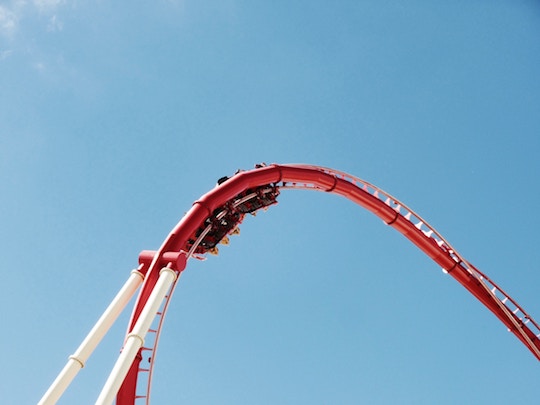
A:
[39,163,540,404]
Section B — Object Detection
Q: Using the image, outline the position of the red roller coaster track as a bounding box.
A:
[110,163,539,404]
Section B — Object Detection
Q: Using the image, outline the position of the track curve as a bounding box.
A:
[116,164,540,404]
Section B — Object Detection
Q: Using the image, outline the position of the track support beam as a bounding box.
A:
[96,267,178,405]
[38,269,145,405]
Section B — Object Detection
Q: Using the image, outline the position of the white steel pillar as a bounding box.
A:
[38,269,145,405]
[96,267,178,405]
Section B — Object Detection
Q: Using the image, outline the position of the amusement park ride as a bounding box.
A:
[38,163,540,404]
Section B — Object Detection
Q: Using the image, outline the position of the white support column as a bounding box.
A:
[96,267,178,405]
[38,269,145,405]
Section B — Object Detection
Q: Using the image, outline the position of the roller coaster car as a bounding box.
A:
[188,184,280,255]
[194,210,245,254]
[235,185,280,214]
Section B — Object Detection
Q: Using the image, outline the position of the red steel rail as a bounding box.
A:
[116,163,540,404]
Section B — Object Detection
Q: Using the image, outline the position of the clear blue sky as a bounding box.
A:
[2,1,539,404]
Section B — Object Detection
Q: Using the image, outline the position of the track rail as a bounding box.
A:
[117,164,540,404]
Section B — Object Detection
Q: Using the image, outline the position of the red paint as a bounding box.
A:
[117,164,540,404]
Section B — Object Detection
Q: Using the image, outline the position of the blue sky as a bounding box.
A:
[1,1,540,404]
